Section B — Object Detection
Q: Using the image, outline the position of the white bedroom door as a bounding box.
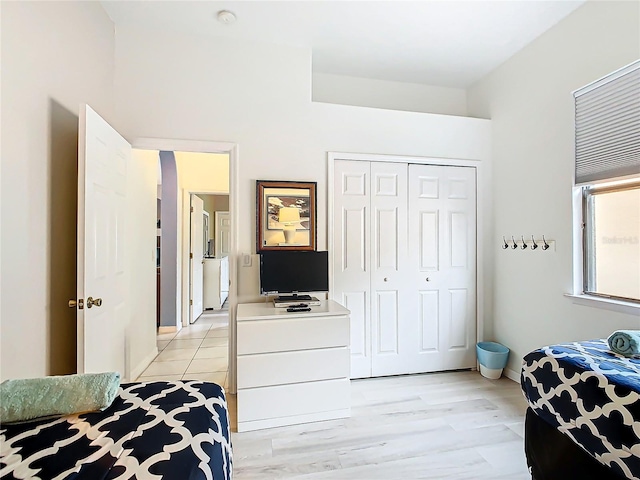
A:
[190,195,204,323]
[76,104,131,376]
[407,164,477,371]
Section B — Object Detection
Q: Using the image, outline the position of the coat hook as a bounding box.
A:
[502,236,509,249]
[531,235,538,250]
[511,236,518,250]
[542,235,550,250]
[520,235,527,249]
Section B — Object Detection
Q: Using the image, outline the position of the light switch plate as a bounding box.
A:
[242,254,252,267]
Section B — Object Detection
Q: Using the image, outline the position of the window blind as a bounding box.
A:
[574,60,640,185]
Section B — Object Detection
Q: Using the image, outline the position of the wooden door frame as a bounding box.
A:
[328,152,487,366]
[132,138,239,394]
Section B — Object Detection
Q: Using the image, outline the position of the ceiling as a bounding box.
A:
[101,0,585,88]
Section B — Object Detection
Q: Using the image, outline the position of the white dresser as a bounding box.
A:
[236,300,351,432]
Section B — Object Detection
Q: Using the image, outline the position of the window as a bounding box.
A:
[583,181,640,302]
[573,60,640,306]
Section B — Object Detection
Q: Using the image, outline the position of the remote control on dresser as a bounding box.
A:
[287,307,312,312]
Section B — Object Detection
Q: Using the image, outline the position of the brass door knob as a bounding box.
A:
[87,297,103,308]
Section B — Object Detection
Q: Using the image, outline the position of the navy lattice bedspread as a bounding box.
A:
[522,340,640,480]
[0,380,232,479]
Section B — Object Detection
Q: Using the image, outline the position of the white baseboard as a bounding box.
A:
[158,326,177,334]
[503,367,521,383]
[130,347,159,381]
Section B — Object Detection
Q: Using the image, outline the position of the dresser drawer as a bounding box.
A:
[237,378,350,423]
[237,315,349,355]
[237,347,349,389]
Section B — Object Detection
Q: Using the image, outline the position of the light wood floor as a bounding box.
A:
[229,371,530,479]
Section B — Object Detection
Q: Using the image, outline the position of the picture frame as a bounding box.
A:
[256,180,317,252]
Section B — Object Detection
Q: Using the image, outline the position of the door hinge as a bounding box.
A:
[191,206,194,213]
[190,299,193,306]
[190,252,193,259]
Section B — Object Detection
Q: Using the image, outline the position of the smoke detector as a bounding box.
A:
[217,10,237,25]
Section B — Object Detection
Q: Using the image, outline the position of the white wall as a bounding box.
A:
[0,2,115,380]
[467,0,640,375]
[313,73,468,116]
[113,28,492,311]
[175,152,230,194]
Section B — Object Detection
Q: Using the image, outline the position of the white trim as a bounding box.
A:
[564,293,640,315]
[327,151,486,351]
[328,151,482,167]
[571,180,640,309]
[131,138,239,394]
[503,367,521,384]
[571,186,584,295]
[130,347,159,382]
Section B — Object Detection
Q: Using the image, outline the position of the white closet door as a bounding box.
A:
[370,162,410,377]
[408,164,477,371]
[332,160,372,378]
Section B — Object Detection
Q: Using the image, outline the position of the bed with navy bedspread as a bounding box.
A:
[521,340,640,480]
[0,380,232,479]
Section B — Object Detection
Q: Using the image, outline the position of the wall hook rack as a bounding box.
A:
[500,235,554,252]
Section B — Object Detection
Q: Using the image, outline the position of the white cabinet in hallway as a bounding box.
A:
[332,159,477,379]
[236,300,350,432]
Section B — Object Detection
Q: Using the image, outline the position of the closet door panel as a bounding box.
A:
[375,290,399,355]
[420,211,439,271]
[333,160,372,378]
[342,291,367,361]
[370,162,409,377]
[419,290,439,352]
[409,164,477,372]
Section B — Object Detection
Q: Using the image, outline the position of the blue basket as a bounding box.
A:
[476,342,509,369]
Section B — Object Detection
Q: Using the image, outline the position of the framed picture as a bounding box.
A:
[256,180,317,251]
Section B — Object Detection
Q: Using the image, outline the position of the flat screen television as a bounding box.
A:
[259,251,328,300]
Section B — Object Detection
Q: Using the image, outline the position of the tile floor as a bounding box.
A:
[137,309,230,390]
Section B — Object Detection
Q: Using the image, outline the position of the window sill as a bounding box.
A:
[565,293,640,316]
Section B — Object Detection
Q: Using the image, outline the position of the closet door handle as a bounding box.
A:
[383,277,388,282]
